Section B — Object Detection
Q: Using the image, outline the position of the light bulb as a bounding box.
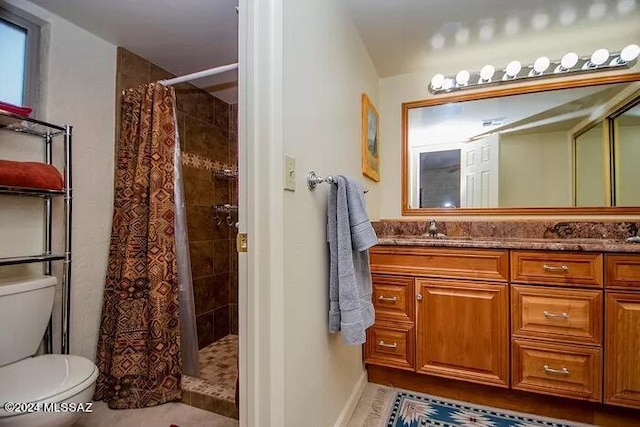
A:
[456,70,470,86]
[505,60,522,77]
[533,56,551,73]
[431,74,445,90]
[621,44,640,62]
[591,48,609,66]
[560,52,579,70]
[479,64,495,81]
[443,79,454,90]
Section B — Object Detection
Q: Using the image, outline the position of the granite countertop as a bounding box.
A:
[376,236,640,253]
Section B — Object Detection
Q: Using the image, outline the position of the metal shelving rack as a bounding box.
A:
[0,110,72,355]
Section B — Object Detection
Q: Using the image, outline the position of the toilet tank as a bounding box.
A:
[0,276,56,367]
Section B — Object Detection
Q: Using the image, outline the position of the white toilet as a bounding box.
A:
[0,276,99,427]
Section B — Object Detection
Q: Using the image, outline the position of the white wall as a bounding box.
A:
[575,124,607,206]
[379,17,640,219]
[282,0,379,425]
[616,124,640,206]
[0,0,116,360]
[499,131,572,207]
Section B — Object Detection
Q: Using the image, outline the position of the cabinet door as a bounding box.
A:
[416,279,509,387]
[605,292,640,408]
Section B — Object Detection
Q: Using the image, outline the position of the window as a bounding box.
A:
[0,6,40,108]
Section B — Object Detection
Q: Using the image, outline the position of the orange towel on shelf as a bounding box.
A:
[0,160,64,190]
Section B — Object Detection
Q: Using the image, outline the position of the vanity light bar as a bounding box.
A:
[429,44,640,94]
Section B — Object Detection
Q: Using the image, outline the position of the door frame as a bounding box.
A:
[238,0,285,426]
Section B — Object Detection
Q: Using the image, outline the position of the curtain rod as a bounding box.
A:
[160,63,239,87]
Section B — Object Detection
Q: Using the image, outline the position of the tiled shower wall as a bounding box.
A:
[115,48,239,350]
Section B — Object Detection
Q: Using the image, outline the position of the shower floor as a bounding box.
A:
[182,335,239,419]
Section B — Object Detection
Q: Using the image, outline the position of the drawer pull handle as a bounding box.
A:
[543,310,569,319]
[378,295,397,302]
[544,365,570,375]
[379,341,398,349]
[543,264,569,272]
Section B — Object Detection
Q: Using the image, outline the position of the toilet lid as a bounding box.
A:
[0,355,97,411]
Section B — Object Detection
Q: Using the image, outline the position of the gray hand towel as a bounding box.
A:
[327,175,377,345]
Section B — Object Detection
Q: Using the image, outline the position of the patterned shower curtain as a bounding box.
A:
[94,82,182,409]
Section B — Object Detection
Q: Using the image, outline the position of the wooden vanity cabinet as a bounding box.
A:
[365,247,510,387]
[365,246,640,416]
[604,255,640,409]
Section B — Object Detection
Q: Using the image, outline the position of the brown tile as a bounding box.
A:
[184,115,230,163]
[177,113,186,150]
[187,206,215,241]
[214,306,230,341]
[119,71,149,93]
[213,177,230,206]
[211,128,231,164]
[213,240,230,275]
[118,48,150,81]
[212,273,231,307]
[184,165,214,207]
[214,97,230,131]
[181,388,192,405]
[211,216,230,240]
[189,241,214,280]
[229,270,238,305]
[191,390,238,419]
[230,180,238,205]
[175,83,214,123]
[229,304,238,335]
[194,275,230,315]
[194,278,213,316]
[149,62,174,83]
[230,104,238,135]
[229,133,238,165]
[197,313,215,349]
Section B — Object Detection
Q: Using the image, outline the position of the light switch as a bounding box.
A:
[284,154,296,191]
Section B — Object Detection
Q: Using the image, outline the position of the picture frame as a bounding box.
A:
[361,93,380,182]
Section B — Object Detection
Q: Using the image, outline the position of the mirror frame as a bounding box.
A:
[402,71,640,216]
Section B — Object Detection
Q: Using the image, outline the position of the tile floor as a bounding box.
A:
[73,401,238,427]
[181,334,239,419]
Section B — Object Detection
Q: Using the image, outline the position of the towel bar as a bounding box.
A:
[307,170,368,193]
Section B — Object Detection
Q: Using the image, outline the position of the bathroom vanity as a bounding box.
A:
[364,233,640,423]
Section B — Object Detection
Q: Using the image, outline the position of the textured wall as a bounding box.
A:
[0,0,116,360]
[115,48,238,350]
[282,0,379,425]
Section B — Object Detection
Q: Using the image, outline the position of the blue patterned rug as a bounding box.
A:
[386,391,587,427]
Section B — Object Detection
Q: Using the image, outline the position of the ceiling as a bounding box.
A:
[26,0,639,104]
[29,0,239,103]
[407,83,635,146]
[345,0,640,78]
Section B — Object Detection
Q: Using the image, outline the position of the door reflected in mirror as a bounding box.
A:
[406,80,640,210]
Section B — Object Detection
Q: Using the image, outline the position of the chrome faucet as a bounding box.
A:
[428,218,438,238]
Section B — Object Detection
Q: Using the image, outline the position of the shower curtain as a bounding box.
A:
[94,82,198,409]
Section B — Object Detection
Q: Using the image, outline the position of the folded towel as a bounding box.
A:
[0,160,64,191]
[0,101,32,117]
[328,175,377,345]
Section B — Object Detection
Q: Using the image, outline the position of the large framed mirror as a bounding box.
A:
[402,73,640,215]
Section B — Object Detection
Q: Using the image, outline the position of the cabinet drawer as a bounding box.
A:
[370,246,508,282]
[511,251,603,288]
[512,285,602,345]
[512,339,602,402]
[606,254,640,290]
[365,322,414,371]
[372,275,414,323]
